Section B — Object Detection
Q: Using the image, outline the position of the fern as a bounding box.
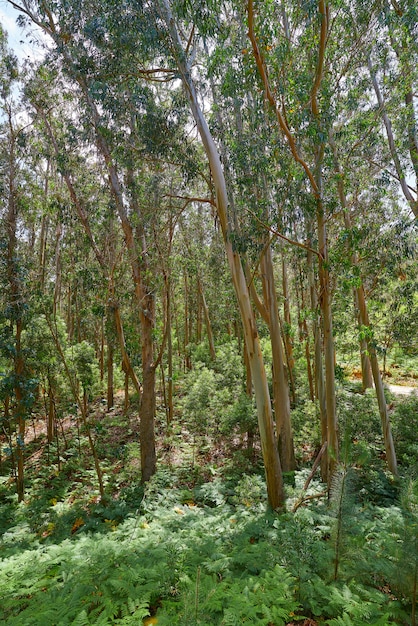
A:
[321,582,400,625]
[329,465,359,581]
[2,469,417,625]
[326,612,397,625]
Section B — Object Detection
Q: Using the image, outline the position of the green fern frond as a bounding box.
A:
[329,465,359,580]
[71,609,90,626]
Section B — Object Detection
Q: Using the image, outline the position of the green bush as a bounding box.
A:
[392,395,418,472]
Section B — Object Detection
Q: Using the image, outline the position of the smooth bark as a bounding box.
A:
[198,277,216,361]
[158,0,284,508]
[261,248,296,471]
[281,251,296,404]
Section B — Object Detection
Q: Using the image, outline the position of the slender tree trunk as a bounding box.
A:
[355,295,373,390]
[261,247,296,471]
[6,116,26,502]
[198,277,216,361]
[107,337,114,411]
[184,272,191,370]
[317,197,338,480]
[112,302,142,397]
[140,339,156,482]
[15,319,25,503]
[47,380,56,444]
[308,245,328,482]
[196,285,202,344]
[356,287,398,475]
[123,364,129,412]
[243,339,255,454]
[38,212,49,293]
[54,224,62,318]
[295,263,315,401]
[281,251,296,403]
[74,290,81,342]
[367,55,418,218]
[167,282,174,425]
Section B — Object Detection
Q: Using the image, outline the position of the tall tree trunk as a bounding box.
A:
[355,294,373,390]
[261,247,296,471]
[243,339,255,454]
[281,251,296,404]
[107,336,114,411]
[140,334,156,482]
[99,317,105,382]
[198,277,216,361]
[6,116,26,502]
[295,262,315,401]
[248,0,337,480]
[167,279,174,426]
[15,319,25,503]
[158,0,284,508]
[356,286,398,475]
[316,193,338,481]
[112,302,142,397]
[38,213,49,293]
[47,379,56,444]
[308,244,328,482]
[184,271,191,370]
[54,224,62,317]
[196,284,202,344]
[50,45,158,482]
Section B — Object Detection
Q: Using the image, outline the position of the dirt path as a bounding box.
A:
[386,383,418,396]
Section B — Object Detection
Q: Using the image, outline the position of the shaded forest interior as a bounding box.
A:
[0,0,418,624]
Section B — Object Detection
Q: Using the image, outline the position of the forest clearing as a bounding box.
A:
[0,0,418,624]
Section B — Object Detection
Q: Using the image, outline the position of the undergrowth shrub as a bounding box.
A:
[376,479,418,625]
[1,471,416,625]
[156,564,300,625]
[230,474,266,508]
[392,395,418,473]
[290,399,320,458]
[182,341,251,447]
[337,388,381,448]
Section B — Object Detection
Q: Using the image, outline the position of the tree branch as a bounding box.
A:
[310,0,328,118]
[245,207,321,258]
[247,0,319,197]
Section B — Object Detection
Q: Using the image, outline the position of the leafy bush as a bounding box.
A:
[182,341,247,441]
[392,395,418,472]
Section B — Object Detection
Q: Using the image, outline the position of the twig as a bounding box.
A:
[304,441,328,490]
[245,207,320,258]
[292,441,328,512]
[293,491,328,512]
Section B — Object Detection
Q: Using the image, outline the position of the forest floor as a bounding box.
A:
[1,380,418,625]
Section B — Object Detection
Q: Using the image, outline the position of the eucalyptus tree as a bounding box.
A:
[0,27,38,500]
[329,128,399,475]
[321,1,410,475]
[356,0,418,219]
[8,0,207,482]
[176,2,298,471]
[244,0,339,479]
[155,0,285,507]
[29,81,142,406]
